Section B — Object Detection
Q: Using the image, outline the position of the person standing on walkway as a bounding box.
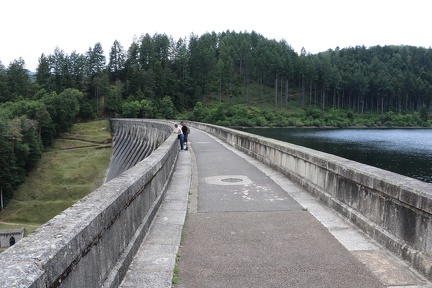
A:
[174,123,185,151]
[180,121,189,151]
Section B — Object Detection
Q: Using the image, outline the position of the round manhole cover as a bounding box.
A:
[221,178,243,183]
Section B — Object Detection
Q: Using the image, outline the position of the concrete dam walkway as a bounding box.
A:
[121,128,431,288]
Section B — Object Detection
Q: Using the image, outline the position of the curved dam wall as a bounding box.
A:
[191,122,432,280]
[0,119,177,288]
[106,119,173,182]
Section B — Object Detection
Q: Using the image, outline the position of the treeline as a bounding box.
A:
[2,30,432,116]
[1,30,432,206]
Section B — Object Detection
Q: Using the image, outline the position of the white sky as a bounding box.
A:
[1,0,430,71]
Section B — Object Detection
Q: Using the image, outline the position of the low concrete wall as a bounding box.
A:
[0,119,177,288]
[192,122,432,280]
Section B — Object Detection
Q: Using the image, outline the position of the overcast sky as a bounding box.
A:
[1,0,430,71]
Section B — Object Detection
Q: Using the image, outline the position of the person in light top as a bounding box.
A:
[174,123,185,151]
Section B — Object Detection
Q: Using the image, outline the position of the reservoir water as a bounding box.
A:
[238,128,432,184]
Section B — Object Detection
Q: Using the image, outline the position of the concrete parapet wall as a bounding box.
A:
[0,119,177,288]
[193,122,432,280]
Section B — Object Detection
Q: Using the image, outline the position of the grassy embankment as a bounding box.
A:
[0,120,112,252]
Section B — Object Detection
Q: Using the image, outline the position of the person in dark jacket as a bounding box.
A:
[180,121,189,151]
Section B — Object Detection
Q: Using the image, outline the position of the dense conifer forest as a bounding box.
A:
[0,30,431,206]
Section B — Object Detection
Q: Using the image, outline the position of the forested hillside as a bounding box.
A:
[0,30,431,206]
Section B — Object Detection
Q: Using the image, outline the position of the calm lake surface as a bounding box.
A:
[238,128,432,183]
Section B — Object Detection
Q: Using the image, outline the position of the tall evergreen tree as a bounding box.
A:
[36,53,52,91]
[87,43,107,114]
[172,37,191,108]
[6,58,33,100]
[89,42,106,75]
[52,47,67,93]
[0,62,9,103]
[70,51,87,91]
[108,40,126,81]
[0,120,16,206]
[124,39,142,97]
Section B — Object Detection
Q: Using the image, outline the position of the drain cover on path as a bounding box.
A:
[205,175,253,185]
[221,178,243,183]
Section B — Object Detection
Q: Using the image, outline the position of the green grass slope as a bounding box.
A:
[0,120,112,244]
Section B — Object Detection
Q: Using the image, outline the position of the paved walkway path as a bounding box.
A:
[122,128,431,288]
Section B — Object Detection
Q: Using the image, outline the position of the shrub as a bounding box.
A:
[255,116,268,127]
[121,101,141,118]
[420,105,429,122]
[191,102,209,121]
[295,120,304,127]
[312,119,322,127]
[157,96,175,119]
[305,107,323,119]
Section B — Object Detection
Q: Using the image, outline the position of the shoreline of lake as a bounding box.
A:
[237,127,432,184]
[232,125,432,129]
